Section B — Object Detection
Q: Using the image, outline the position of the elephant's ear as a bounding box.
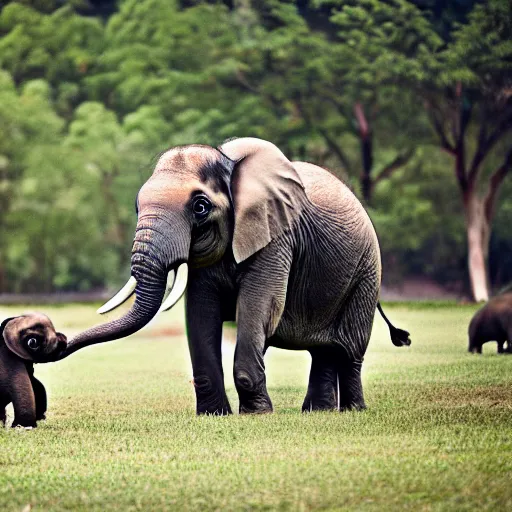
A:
[221,138,307,263]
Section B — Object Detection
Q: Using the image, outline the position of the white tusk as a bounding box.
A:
[160,269,176,306]
[158,263,188,312]
[97,276,137,314]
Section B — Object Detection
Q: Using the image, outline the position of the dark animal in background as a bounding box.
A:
[0,313,67,428]
[57,137,410,415]
[468,293,512,354]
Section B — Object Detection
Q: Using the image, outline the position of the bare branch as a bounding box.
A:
[353,102,370,139]
[484,110,512,150]
[469,107,489,181]
[469,109,512,184]
[374,150,415,184]
[484,147,512,222]
[457,94,472,150]
[425,101,456,155]
[451,86,473,191]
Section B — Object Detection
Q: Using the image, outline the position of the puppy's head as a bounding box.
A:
[0,313,67,362]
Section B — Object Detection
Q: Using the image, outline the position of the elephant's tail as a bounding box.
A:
[377,302,411,347]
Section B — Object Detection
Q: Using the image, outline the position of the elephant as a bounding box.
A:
[0,313,67,427]
[468,293,512,354]
[56,137,410,414]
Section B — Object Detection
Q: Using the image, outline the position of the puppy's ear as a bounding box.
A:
[1,317,16,339]
[57,332,67,344]
[1,317,30,360]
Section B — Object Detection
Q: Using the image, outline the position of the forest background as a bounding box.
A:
[0,0,511,302]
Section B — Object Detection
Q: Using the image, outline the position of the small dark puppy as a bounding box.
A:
[468,293,512,354]
[0,313,67,428]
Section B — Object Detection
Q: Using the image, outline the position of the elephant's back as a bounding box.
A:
[292,161,379,256]
[293,161,358,211]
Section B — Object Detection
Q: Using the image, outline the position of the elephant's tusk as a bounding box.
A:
[97,276,137,315]
[158,263,188,312]
[159,269,176,307]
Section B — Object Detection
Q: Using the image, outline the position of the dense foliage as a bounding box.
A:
[0,0,510,297]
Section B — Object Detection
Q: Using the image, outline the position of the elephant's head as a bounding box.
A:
[61,138,306,357]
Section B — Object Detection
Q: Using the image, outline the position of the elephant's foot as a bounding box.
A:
[197,404,232,416]
[302,390,338,412]
[193,375,232,416]
[196,395,232,416]
[303,348,338,412]
[239,395,273,415]
[339,401,366,412]
[338,360,366,412]
[235,370,273,414]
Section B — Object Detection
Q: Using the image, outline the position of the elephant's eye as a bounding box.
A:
[27,337,41,351]
[192,197,212,219]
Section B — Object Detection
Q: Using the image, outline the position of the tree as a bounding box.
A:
[327,0,512,301]
[0,2,104,117]
[222,0,430,200]
[0,0,508,297]
[424,0,512,301]
[0,73,66,292]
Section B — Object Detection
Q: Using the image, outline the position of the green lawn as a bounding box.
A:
[1,302,511,511]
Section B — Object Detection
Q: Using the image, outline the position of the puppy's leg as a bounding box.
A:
[31,377,47,421]
[0,390,8,426]
[11,372,37,428]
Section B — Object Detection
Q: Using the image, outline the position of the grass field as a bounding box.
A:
[1,301,511,511]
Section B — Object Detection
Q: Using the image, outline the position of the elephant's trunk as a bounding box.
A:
[61,216,190,358]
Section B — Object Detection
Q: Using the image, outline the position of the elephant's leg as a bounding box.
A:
[186,271,232,416]
[302,348,338,412]
[31,377,47,421]
[497,341,505,354]
[336,358,365,411]
[234,247,291,414]
[0,407,5,426]
[233,330,273,414]
[335,278,378,411]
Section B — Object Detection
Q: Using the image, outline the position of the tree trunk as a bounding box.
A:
[354,102,374,203]
[464,195,490,302]
[360,133,373,203]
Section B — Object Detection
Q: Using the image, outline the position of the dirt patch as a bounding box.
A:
[146,326,185,337]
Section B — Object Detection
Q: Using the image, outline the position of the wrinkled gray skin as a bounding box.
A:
[468,293,512,354]
[57,138,410,414]
[0,313,67,427]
